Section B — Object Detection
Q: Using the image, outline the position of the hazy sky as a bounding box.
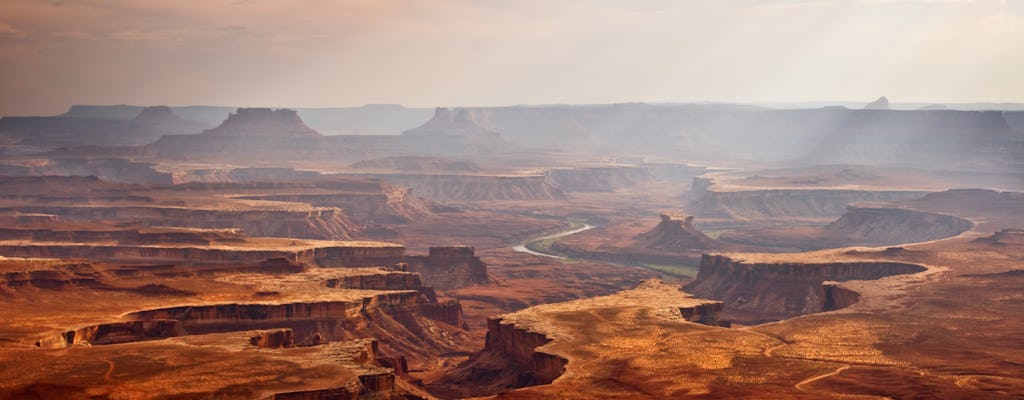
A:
[1,0,1022,115]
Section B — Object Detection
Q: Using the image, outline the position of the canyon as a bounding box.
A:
[0,101,1022,399]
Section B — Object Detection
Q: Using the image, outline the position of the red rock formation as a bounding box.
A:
[35,319,184,348]
[821,281,861,312]
[482,317,567,386]
[249,328,295,348]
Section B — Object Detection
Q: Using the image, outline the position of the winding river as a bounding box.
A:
[511,224,595,259]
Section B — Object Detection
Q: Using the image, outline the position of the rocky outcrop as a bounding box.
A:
[358,173,566,201]
[685,254,926,322]
[479,317,568,387]
[404,246,489,289]
[202,108,321,137]
[249,328,296,348]
[636,213,715,250]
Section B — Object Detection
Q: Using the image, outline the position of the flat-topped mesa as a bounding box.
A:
[685,253,927,323]
[443,280,722,396]
[203,108,322,137]
[637,213,715,250]
[404,246,488,289]
[131,105,190,126]
[402,107,501,137]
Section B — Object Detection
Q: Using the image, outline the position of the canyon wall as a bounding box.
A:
[688,183,929,223]
[482,317,568,387]
[685,254,926,322]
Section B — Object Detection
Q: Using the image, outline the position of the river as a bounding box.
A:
[511,223,596,259]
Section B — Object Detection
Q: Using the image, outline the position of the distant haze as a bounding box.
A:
[1,0,1022,115]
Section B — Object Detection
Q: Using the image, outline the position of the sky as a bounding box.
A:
[1,0,1022,115]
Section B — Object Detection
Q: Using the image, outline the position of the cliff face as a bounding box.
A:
[481,317,568,386]
[689,186,929,222]
[636,213,715,250]
[202,108,321,138]
[685,254,926,322]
